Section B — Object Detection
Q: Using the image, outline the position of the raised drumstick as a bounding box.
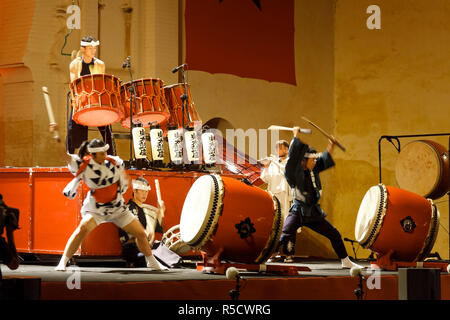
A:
[301,116,346,152]
[42,86,60,140]
[268,125,311,134]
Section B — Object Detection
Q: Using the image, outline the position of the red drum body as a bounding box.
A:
[164,84,201,128]
[121,78,170,128]
[395,140,450,199]
[355,184,439,262]
[179,175,282,264]
[70,74,123,127]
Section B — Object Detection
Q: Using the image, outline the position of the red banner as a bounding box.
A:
[185,0,296,85]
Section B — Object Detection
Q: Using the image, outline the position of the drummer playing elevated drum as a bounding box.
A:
[279,126,363,269]
[67,35,115,155]
[49,123,165,271]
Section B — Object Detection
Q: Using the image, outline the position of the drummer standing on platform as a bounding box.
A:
[67,35,115,155]
[279,126,362,268]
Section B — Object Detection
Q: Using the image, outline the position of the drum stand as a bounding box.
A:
[370,250,450,272]
[378,133,450,271]
[123,57,139,169]
[196,250,311,276]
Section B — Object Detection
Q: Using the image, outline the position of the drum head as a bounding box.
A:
[179,175,223,246]
[355,185,385,246]
[395,140,441,197]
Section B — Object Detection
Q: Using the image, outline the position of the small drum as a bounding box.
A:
[164,84,201,128]
[395,140,449,199]
[179,174,282,264]
[355,184,439,262]
[161,225,191,255]
[121,78,170,128]
[70,74,123,127]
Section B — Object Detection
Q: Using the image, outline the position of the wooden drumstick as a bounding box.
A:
[268,125,311,134]
[42,87,60,140]
[154,179,164,217]
[301,116,346,152]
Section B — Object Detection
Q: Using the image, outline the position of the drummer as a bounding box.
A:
[67,35,116,156]
[279,126,363,268]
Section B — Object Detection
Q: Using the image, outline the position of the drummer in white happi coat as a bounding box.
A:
[261,140,293,222]
[49,124,165,271]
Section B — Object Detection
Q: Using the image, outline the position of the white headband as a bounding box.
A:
[87,144,109,153]
[81,40,100,47]
[304,152,322,159]
[132,179,151,191]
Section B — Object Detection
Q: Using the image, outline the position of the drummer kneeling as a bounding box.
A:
[119,178,179,269]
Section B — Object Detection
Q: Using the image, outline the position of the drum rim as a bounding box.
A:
[357,184,389,248]
[416,200,440,261]
[254,195,283,264]
[395,140,442,198]
[181,174,224,248]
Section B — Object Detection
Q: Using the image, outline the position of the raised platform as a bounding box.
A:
[2,259,450,300]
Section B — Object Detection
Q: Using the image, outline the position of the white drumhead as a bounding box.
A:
[395,141,440,197]
[355,185,383,245]
[180,175,219,245]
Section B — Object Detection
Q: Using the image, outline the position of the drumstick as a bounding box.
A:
[301,116,346,152]
[154,179,164,217]
[42,87,60,140]
[268,125,311,134]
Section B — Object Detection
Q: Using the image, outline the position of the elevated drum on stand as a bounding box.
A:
[179,174,282,265]
[395,140,450,199]
[121,78,171,128]
[355,184,439,263]
[70,74,123,127]
[164,83,201,128]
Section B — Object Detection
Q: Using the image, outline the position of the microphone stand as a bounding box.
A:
[123,58,138,169]
[354,272,364,300]
[229,276,241,301]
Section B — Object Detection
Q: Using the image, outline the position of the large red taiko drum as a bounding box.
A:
[355,184,439,262]
[179,174,282,264]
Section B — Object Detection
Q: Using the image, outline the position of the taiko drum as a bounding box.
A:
[121,78,170,128]
[179,175,282,264]
[355,184,439,262]
[70,74,123,127]
[395,140,449,199]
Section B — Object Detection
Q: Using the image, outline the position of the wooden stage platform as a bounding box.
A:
[2,259,450,300]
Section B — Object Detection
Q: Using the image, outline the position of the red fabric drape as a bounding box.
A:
[185,0,296,85]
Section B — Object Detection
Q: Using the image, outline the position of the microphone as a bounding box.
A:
[172,63,187,73]
[226,267,240,280]
[122,56,130,69]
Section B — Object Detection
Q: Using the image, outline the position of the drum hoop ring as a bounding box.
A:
[254,195,283,264]
[416,200,440,261]
[188,174,224,249]
[360,184,388,248]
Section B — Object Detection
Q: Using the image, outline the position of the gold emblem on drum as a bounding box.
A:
[400,216,416,233]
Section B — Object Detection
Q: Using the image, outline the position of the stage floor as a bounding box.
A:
[2,259,449,300]
[1,259,379,282]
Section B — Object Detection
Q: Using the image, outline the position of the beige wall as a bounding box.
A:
[0,0,448,259]
[334,0,450,259]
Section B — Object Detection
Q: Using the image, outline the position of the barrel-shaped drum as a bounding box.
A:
[395,140,449,199]
[121,78,170,128]
[179,174,282,264]
[355,184,439,262]
[164,84,201,128]
[70,74,123,127]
